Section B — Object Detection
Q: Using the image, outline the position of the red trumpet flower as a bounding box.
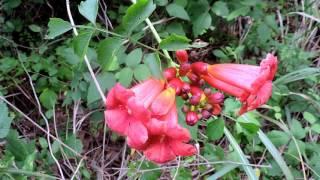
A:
[105,79,164,149]
[202,53,278,114]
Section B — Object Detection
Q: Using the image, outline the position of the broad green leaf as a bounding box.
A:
[240,0,258,6]
[125,48,143,67]
[87,72,116,104]
[0,100,12,138]
[257,23,272,43]
[140,161,161,180]
[98,37,123,71]
[290,119,306,139]
[39,89,57,109]
[174,0,187,7]
[223,98,241,115]
[118,67,133,87]
[166,22,185,36]
[28,24,42,32]
[227,7,250,21]
[192,12,212,36]
[238,113,261,135]
[267,130,290,147]
[166,3,190,21]
[159,34,191,51]
[211,1,229,18]
[303,112,317,124]
[213,49,229,60]
[155,0,168,6]
[122,0,156,34]
[78,0,98,25]
[47,18,72,39]
[73,30,94,59]
[134,64,151,81]
[206,118,224,141]
[64,134,83,158]
[6,130,32,161]
[170,167,192,180]
[311,123,320,134]
[144,53,162,79]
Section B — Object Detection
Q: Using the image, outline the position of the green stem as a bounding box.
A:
[0,169,58,179]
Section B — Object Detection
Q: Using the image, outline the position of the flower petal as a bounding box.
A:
[146,118,167,135]
[131,78,165,108]
[114,83,134,104]
[105,109,129,135]
[151,87,176,116]
[169,140,197,156]
[127,98,151,123]
[144,139,176,163]
[166,126,191,142]
[127,119,148,150]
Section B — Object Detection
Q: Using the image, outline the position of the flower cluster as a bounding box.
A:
[104,50,278,164]
[105,78,196,163]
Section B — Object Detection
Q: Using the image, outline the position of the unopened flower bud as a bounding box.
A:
[186,111,199,126]
[201,110,212,119]
[190,86,203,96]
[191,62,208,76]
[179,63,191,76]
[181,93,189,100]
[176,50,188,64]
[208,92,224,104]
[182,105,189,113]
[204,104,213,111]
[199,79,205,86]
[187,72,199,83]
[163,67,177,81]
[189,95,201,105]
[212,104,222,115]
[168,78,184,95]
[204,88,211,96]
[182,83,191,93]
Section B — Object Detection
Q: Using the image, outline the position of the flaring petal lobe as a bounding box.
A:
[127,119,148,150]
[105,109,129,135]
[151,87,176,116]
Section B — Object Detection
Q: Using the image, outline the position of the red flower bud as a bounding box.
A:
[190,86,203,96]
[191,62,208,75]
[208,92,224,104]
[181,82,191,93]
[176,50,188,64]
[181,93,189,100]
[201,109,212,119]
[179,63,191,76]
[168,78,184,95]
[204,88,211,96]
[186,111,199,126]
[182,105,189,113]
[189,95,201,105]
[187,72,200,83]
[212,104,222,115]
[163,67,177,81]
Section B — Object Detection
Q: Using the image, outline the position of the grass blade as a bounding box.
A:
[207,164,239,180]
[224,127,258,180]
[274,67,320,85]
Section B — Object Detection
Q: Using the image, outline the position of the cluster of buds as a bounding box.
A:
[163,50,225,126]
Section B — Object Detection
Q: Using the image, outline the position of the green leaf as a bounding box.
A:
[118,67,133,87]
[303,112,317,124]
[97,37,123,71]
[6,130,32,161]
[192,12,212,36]
[159,34,191,51]
[227,7,250,21]
[0,100,12,138]
[78,0,98,25]
[213,49,229,60]
[39,89,57,109]
[311,123,320,134]
[125,48,143,67]
[257,23,272,43]
[140,161,161,180]
[206,118,224,141]
[223,98,241,115]
[144,53,162,79]
[267,130,290,147]
[122,0,156,34]
[166,3,190,21]
[211,1,229,18]
[28,24,42,32]
[63,134,83,158]
[134,64,151,81]
[87,72,116,104]
[73,30,94,59]
[238,113,261,135]
[274,68,320,85]
[290,119,306,139]
[46,18,72,39]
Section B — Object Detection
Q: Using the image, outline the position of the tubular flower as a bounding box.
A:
[202,53,278,114]
[143,124,197,163]
[105,79,165,149]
